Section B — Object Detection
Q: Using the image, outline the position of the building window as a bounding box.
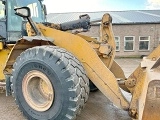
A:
[115,36,120,51]
[139,36,150,51]
[124,36,134,51]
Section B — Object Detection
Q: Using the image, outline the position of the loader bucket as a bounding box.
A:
[142,80,160,120]
[137,57,160,120]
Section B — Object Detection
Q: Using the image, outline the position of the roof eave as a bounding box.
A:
[113,22,160,25]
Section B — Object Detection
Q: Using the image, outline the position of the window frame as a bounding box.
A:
[114,36,120,51]
[139,36,150,51]
[124,36,135,51]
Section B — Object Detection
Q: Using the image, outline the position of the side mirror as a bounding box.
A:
[14,7,41,36]
[0,0,5,4]
[43,4,47,15]
[14,7,31,18]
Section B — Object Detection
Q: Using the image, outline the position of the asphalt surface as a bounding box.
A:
[0,58,141,120]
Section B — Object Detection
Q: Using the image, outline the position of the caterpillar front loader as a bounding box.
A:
[0,0,160,120]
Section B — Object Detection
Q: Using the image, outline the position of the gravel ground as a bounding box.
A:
[0,58,141,120]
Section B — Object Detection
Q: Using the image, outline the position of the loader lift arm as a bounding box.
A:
[27,11,130,109]
[32,12,160,120]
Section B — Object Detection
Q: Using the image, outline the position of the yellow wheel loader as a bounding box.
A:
[0,0,160,120]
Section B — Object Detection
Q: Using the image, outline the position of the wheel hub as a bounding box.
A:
[22,70,54,112]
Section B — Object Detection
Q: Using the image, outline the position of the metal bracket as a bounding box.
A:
[125,79,137,88]
[5,75,11,96]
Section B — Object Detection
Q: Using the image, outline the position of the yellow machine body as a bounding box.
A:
[0,44,13,81]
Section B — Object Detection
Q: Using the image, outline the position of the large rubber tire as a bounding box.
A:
[11,46,89,120]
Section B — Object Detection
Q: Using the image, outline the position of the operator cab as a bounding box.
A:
[0,0,46,43]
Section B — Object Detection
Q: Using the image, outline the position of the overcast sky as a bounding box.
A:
[43,0,160,14]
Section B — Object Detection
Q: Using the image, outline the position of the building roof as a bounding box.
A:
[47,10,160,25]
